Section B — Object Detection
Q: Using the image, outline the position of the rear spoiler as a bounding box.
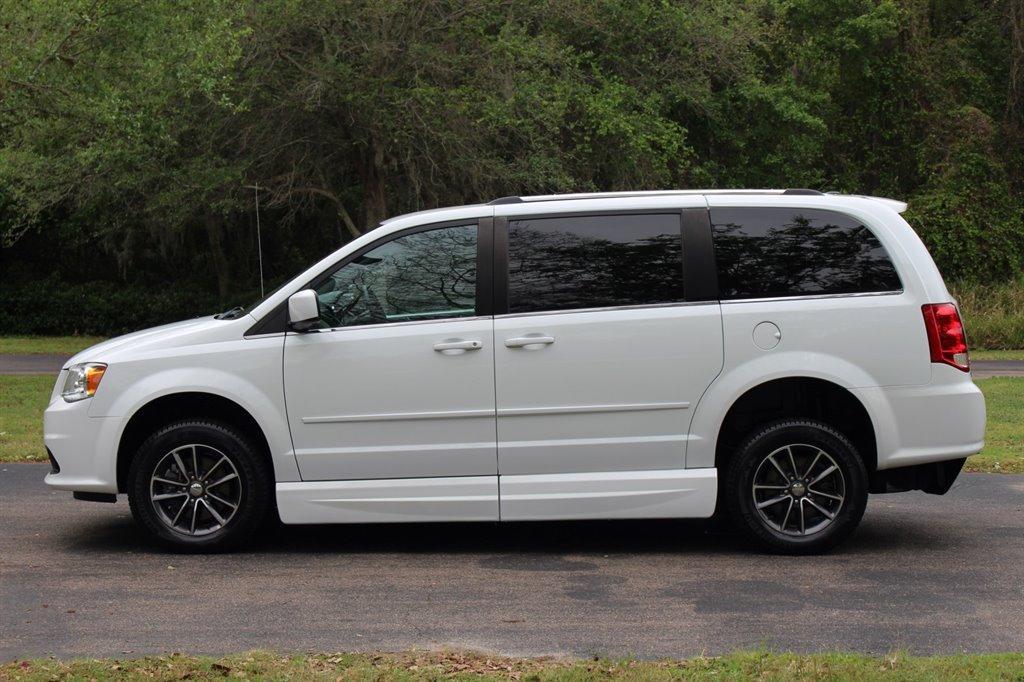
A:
[860,195,908,213]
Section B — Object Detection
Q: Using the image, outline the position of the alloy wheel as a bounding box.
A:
[149,444,242,536]
[751,443,845,536]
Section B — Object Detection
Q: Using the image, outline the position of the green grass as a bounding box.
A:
[972,349,1024,361]
[1,650,1022,681]
[951,280,1024,350]
[0,335,104,355]
[969,377,1024,473]
[0,375,52,463]
[2,376,1021,471]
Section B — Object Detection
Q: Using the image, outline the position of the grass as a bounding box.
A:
[0,375,52,463]
[1,650,1022,681]
[972,349,1024,361]
[0,335,105,355]
[968,377,1024,473]
[952,279,1024,350]
[2,375,1022,472]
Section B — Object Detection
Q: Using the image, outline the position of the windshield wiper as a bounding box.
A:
[214,306,246,320]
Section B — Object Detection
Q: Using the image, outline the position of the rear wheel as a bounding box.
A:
[725,420,868,554]
[128,421,271,552]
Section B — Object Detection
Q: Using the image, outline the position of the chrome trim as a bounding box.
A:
[495,300,716,320]
[297,314,492,335]
[719,290,903,305]
[302,408,494,424]
[498,401,690,417]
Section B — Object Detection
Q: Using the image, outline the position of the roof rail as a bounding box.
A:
[490,189,835,204]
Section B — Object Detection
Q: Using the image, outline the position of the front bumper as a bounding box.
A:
[43,393,122,494]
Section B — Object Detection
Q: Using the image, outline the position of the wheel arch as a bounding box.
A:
[713,377,878,476]
[116,392,273,493]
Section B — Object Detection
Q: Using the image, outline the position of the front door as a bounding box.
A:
[493,209,723,519]
[283,222,497,509]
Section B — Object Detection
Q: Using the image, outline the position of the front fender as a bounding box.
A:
[86,338,300,483]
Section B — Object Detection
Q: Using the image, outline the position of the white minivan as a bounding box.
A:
[43,190,986,553]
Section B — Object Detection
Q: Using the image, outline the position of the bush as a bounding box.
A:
[0,278,223,336]
[3,277,1021,349]
[950,280,1024,350]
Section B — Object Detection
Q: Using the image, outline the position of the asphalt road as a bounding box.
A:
[0,354,70,375]
[2,353,1022,377]
[2,463,1022,662]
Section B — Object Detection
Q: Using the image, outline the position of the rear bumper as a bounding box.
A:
[870,457,965,495]
[851,364,985,471]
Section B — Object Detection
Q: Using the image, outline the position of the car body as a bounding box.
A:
[43,189,986,552]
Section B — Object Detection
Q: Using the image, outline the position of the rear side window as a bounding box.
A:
[711,208,901,300]
[507,213,683,314]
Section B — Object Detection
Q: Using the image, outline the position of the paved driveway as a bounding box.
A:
[2,464,1022,661]
[0,354,70,375]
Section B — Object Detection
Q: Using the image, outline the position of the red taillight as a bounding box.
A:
[922,303,969,372]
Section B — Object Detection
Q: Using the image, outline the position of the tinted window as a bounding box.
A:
[314,224,476,327]
[711,208,901,299]
[507,214,683,314]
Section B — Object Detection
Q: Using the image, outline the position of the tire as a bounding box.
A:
[725,419,868,554]
[128,420,272,552]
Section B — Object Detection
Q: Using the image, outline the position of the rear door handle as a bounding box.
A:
[433,339,483,352]
[504,335,555,348]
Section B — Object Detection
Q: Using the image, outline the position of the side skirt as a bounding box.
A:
[276,476,499,524]
[500,468,717,521]
[276,469,718,524]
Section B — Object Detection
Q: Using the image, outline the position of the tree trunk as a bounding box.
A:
[1009,0,1023,126]
[359,137,389,231]
[204,213,231,302]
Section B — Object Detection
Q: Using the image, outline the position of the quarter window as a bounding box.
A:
[507,214,683,314]
[711,208,901,300]
[314,224,477,328]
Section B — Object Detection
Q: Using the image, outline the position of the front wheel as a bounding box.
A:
[128,421,272,552]
[725,420,868,554]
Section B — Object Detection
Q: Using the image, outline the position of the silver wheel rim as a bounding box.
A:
[149,444,242,537]
[751,443,845,537]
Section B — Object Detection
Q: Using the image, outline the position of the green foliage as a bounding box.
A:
[0,0,1022,315]
[0,278,221,336]
[951,279,1024,350]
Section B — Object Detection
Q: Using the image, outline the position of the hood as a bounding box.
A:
[64,316,225,368]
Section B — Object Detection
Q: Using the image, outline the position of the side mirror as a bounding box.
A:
[287,289,320,331]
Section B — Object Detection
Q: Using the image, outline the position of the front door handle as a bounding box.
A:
[433,339,483,352]
[504,335,555,348]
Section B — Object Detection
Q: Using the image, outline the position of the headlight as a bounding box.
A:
[62,363,107,402]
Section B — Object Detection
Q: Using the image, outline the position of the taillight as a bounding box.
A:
[922,303,969,372]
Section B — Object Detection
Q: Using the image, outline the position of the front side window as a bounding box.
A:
[711,208,902,300]
[507,213,683,314]
[314,224,477,328]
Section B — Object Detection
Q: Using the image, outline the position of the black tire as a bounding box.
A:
[725,419,868,554]
[128,420,272,552]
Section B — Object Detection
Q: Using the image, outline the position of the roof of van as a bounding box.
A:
[380,189,908,226]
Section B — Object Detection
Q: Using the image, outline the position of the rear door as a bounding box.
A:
[492,204,723,519]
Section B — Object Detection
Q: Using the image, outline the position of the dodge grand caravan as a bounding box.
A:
[43,189,986,553]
